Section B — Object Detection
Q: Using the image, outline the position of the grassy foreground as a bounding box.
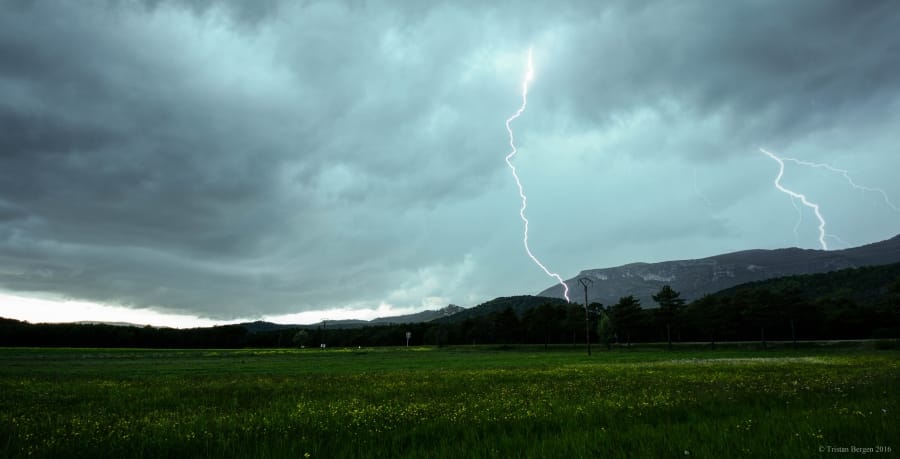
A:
[0,345,897,458]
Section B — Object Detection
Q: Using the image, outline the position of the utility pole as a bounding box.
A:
[578,277,593,356]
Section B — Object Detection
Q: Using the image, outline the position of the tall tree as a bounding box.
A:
[775,281,807,348]
[524,303,564,349]
[565,304,584,346]
[491,307,520,344]
[610,295,642,346]
[744,288,777,349]
[652,285,685,350]
[685,294,723,347]
[596,310,614,350]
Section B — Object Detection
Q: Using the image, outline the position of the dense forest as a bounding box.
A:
[2,263,898,348]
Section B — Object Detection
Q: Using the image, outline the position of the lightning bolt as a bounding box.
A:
[777,156,900,213]
[760,148,829,250]
[505,48,571,302]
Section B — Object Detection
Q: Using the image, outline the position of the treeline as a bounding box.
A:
[681,263,900,343]
[267,263,900,348]
[2,264,898,348]
[0,319,250,348]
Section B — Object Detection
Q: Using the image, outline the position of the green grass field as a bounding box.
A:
[1,345,897,458]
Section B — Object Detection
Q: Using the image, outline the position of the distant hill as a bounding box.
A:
[432,295,568,324]
[706,262,900,305]
[539,234,900,307]
[4,264,897,347]
[238,321,304,333]
[371,304,465,324]
[74,321,148,327]
[680,262,900,340]
[238,304,466,331]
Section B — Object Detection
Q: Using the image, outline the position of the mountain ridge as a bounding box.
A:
[539,234,900,307]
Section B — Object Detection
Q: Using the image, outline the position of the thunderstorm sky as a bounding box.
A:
[2,0,900,326]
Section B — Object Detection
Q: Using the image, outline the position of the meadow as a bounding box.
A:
[0,344,897,458]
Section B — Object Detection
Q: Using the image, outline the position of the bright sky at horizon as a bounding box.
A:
[0,292,422,328]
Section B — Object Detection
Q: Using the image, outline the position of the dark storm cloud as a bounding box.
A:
[137,0,283,25]
[537,0,900,160]
[0,1,327,316]
[0,0,499,316]
[1,0,898,319]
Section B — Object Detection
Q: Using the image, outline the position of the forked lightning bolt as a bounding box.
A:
[760,148,829,250]
[777,156,900,213]
[505,48,570,302]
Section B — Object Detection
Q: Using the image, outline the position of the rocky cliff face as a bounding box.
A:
[539,234,900,307]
